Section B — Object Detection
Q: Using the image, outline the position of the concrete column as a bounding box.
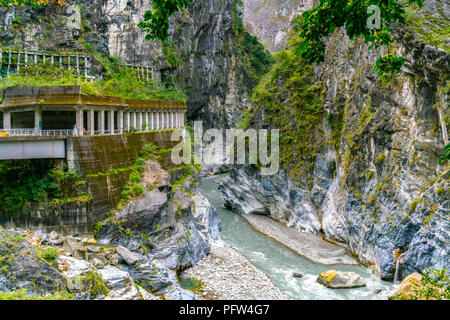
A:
[151,112,154,130]
[118,110,124,133]
[109,110,115,134]
[145,112,149,131]
[171,111,175,129]
[175,111,179,128]
[132,112,137,130]
[137,112,142,131]
[165,111,169,129]
[87,109,95,135]
[76,109,84,136]
[99,110,105,135]
[126,111,131,132]
[155,111,159,130]
[34,106,42,130]
[3,111,11,130]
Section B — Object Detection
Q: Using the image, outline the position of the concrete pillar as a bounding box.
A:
[87,109,95,135]
[34,106,42,130]
[165,111,169,129]
[151,112,154,131]
[99,110,105,135]
[145,112,149,131]
[155,111,159,130]
[137,112,142,131]
[126,111,130,132]
[109,110,115,134]
[175,111,179,128]
[171,111,175,129]
[118,110,124,133]
[3,111,11,130]
[76,109,84,136]
[132,112,137,130]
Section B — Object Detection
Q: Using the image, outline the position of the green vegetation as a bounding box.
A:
[39,248,59,265]
[298,0,424,77]
[439,144,450,165]
[0,289,73,300]
[392,269,450,300]
[0,160,89,220]
[139,0,191,41]
[243,18,324,179]
[83,270,109,298]
[115,143,159,211]
[231,0,274,91]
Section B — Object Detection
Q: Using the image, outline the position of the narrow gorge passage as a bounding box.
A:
[199,175,395,300]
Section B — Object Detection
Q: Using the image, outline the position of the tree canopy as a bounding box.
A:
[138,0,191,42]
[298,0,424,76]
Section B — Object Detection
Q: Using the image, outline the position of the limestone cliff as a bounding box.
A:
[243,0,314,53]
[220,0,449,280]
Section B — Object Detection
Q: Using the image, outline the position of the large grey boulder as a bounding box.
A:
[116,246,142,266]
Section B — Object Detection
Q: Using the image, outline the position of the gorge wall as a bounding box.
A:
[221,0,449,280]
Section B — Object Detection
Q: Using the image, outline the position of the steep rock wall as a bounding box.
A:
[220,0,449,280]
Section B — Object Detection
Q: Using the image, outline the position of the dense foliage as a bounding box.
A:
[231,0,274,91]
[243,20,324,181]
[138,0,191,41]
[439,143,450,165]
[393,269,450,300]
[0,160,88,219]
[298,0,424,76]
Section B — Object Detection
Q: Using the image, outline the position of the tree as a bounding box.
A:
[298,0,424,77]
[138,0,191,42]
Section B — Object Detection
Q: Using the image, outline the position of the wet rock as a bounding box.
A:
[293,273,303,279]
[219,166,321,235]
[317,270,366,289]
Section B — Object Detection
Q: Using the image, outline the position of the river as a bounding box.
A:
[199,174,395,300]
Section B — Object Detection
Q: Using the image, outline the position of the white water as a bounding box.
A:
[200,175,395,300]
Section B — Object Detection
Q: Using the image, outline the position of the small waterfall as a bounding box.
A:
[437,108,449,146]
[394,252,407,284]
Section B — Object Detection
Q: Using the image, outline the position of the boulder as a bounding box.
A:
[393,272,423,299]
[97,265,140,300]
[116,246,142,265]
[317,270,366,289]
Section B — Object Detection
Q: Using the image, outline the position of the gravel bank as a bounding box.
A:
[180,245,290,300]
[242,214,359,265]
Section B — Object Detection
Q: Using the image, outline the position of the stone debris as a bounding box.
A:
[181,245,290,300]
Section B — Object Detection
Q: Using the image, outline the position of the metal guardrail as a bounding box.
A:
[1,126,182,138]
[1,129,75,137]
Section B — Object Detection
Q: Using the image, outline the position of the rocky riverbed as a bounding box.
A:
[181,245,289,300]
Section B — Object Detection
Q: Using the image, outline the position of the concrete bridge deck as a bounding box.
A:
[0,85,186,137]
[0,85,186,160]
